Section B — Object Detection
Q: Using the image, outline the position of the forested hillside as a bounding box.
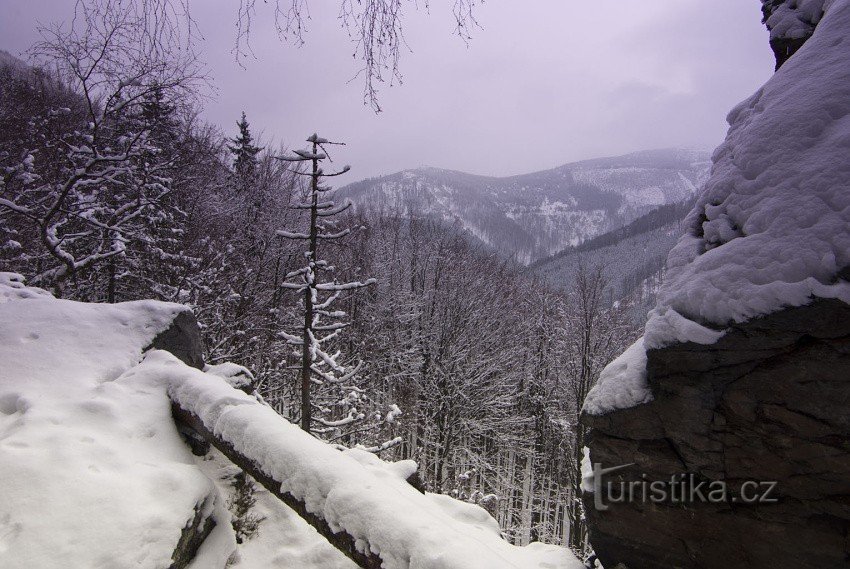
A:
[0,43,639,552]
[532,199,696,322]
[338,150,709,263]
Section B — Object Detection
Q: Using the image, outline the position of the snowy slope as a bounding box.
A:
[340,149,710,263]
[585,0,850,414]
[532,199,693,309]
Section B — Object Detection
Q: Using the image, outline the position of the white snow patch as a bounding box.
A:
[582,337,653,416]
[580,447,594,493]
[205,362,255,391]
[0,274,231,568]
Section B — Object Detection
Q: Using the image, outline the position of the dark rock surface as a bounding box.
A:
[168,494,218,569]
[761,0,823,69]
[147,310,205,369]
[581,298,850,569]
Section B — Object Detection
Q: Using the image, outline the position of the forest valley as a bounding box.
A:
[0,11,640,556]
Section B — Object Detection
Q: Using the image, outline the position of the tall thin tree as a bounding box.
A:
[277,134,375,432]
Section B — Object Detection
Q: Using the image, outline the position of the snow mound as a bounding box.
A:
[646,0,850,349]
[205,361,255,391]
[0,272,52,303]
[0,273,231,568]
[583,337,653,416]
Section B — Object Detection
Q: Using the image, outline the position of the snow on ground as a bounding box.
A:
[0,274,230,568]
[584,0,850,414]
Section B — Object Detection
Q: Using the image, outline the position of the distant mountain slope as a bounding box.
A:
[531,199,694,320]
[339,149,710,263]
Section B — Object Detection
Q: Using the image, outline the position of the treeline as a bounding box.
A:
[530,197,696,270]
[0,11,638,555]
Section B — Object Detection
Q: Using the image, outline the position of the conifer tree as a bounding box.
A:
[228,111,262,191]
[276,134,376,435]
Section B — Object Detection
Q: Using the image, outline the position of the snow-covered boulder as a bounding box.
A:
[0,273,232,568]
[581,2,850,568]
[761,0,825,69]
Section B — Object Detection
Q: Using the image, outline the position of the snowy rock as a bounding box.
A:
[581,3,850,567]
[646,0,850,350]
[0,274,231,568]
[583,298,850,569]
[582,337,652,416]
[148,310,205,369]
[761,0,825,68]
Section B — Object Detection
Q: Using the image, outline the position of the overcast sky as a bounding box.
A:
[2,1,774,181]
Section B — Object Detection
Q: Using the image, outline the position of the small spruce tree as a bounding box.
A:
[227,111,263,192]
[228,471,265,544]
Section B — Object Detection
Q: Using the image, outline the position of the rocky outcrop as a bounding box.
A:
[169,494,219,569]
[761,0,824,69]
[147,310,205,369]
[582,298,850,569]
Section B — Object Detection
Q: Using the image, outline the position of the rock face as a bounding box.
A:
[582,298,850,569]
[147,310,205,369]
[169,494,219,569]
[761,0,824,69]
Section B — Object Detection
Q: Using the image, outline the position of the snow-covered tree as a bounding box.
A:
[0,0,201,298]
[227,111,263,193]
[276,134,381,440]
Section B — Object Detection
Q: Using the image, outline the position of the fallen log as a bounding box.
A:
[146,350,580,569]
[171,401,383,569]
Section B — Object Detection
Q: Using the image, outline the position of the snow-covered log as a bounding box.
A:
[155,352,581,569]
[170,400,385,568]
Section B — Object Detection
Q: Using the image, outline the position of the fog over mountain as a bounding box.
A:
[340,148,710,264]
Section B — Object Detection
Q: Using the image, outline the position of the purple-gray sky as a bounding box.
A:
[2,1,774,180]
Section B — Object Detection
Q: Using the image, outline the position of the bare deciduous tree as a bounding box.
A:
[0,0,203,296]
[72,0,481,111]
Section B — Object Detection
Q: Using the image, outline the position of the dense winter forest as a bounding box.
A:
[0,13,642,551]
[7,1,845,568]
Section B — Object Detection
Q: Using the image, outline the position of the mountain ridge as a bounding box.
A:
[339,148,711,263]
